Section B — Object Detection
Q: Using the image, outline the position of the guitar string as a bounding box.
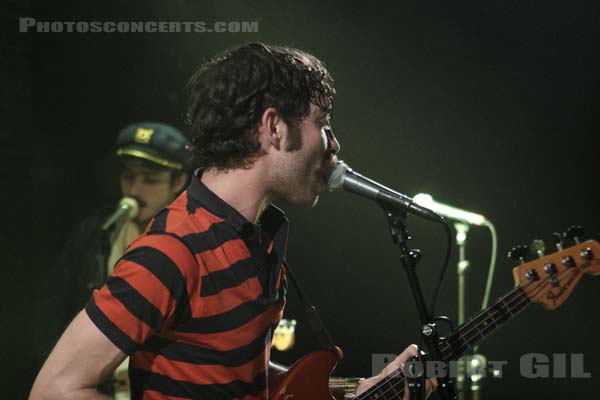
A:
[358,264,580,400]
[361,289,535,399]
[360,244,597,398]
[358,289,527,399]
[438,290,528,359]
[364,264,584,400]
[359,288,529,400]
[440,263,581,360]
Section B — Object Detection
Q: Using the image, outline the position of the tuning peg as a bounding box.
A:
[530,240,546,258]
[580,247,594,261]
[508,244,529,264]
[561,255,576,268]
[552,232,564,251]
[564,225,584,244]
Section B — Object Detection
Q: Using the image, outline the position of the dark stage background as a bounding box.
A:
[3,1,599,398]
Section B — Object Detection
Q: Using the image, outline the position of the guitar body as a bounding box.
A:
[270,347,343,400]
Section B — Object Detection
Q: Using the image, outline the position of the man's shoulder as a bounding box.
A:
[140,193,239,264]
[126,211,201,275]
[146,192,219,237]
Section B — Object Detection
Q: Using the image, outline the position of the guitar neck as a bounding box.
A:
[357,286,531,400]
[357,239,600,400]
[440,285,530,362]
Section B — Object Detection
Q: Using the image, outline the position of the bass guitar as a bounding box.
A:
[269,237,599,399]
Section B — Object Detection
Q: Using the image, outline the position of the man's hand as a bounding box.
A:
[355,345,436,400]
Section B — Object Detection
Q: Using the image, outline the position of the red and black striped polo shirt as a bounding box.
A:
[86,171,289,399]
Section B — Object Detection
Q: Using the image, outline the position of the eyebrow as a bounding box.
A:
[123,168,163,177]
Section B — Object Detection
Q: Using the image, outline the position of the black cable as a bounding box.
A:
[415,218,453,400]
[429,218,453,319]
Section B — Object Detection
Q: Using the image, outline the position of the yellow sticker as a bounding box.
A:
[134,127,154,144]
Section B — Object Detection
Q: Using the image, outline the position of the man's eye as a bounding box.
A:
[143,178,160,184]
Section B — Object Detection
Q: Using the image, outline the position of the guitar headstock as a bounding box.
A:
[512,240,599,310]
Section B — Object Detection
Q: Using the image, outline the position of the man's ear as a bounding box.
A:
[258,107,285,150]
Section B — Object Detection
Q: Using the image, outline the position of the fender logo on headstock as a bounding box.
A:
[514,240,598,310]
[546,268,580,306]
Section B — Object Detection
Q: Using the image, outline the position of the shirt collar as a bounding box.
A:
[186,169,288,235]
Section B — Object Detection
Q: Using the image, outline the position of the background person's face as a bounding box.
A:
[119,162,176,228]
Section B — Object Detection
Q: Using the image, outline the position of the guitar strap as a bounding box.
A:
[283,260,336,351]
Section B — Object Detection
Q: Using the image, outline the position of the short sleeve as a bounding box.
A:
[85,233,199,355]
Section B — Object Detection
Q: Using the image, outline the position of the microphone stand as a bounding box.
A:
[454,223,486,400]
[383,208,457,400]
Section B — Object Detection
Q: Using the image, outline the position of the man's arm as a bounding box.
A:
[29,310,127,400]
[331,346,435,400]
[268,346,433,400]
[356,345,436,400]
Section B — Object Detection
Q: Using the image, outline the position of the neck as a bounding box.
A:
[201,163,272,223]
[134,221,145,232]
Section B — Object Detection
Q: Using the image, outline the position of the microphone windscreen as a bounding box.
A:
[119,196,140,219]
[327,160,349,191]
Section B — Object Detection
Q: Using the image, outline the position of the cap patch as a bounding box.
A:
[134,127,154,144]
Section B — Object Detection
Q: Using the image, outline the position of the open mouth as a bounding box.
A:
[317,164,335,190]
[133,198,147,208]
[320,160,336,182]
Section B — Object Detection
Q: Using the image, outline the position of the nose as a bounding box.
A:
[125,176,141,197]
[324,128,340,155]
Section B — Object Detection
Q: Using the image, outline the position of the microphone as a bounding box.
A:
[101,197,139,231]
[326,161,444,223]
[413,193,488,226]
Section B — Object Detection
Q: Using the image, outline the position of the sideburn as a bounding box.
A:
[285,123,303,151]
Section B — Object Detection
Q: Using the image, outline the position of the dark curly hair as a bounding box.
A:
[185,42,336,170]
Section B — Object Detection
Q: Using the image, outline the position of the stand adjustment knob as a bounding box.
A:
[409,249,422,263]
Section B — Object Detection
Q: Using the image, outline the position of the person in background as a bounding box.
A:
[35,122,191,397]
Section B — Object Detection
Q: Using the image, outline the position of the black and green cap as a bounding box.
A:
[116,122,192,170]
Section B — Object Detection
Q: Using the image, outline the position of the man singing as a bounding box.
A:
[30,43,430,400]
